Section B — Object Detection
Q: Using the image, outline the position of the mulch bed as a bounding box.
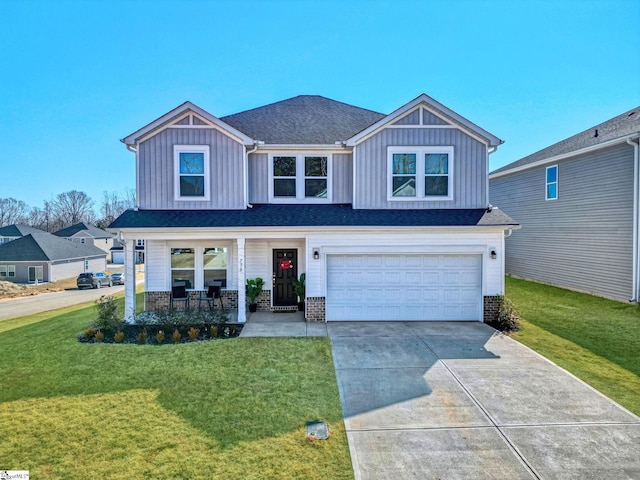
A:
[78,323,243,344]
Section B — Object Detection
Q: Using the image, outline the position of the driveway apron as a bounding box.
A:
[328,322,640,480]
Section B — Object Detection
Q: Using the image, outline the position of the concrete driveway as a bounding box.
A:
[328,321,640,479]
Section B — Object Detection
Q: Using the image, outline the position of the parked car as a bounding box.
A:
[110,272,125,285]
[77,272,112,289]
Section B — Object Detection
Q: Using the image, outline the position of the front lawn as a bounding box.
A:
[0,299,353,479]
[506,276,640,416]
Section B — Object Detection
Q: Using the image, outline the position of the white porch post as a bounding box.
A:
[237,238,246,323]
[124,237,136,323]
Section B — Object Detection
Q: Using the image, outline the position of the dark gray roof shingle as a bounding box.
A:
[493,106,640,174]
[109,205,518,229]
[0,224,46,237]
[53,222,114,239]
[0,232,107,262]
[221,95,386,144]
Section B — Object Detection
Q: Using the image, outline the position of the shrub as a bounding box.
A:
[114,331,125,343]
[187,327,200,340]
[172,329,181,344]
[84,327,95,340]
[156,330,165,344]
[489,295,520,332]
[94,330,105,343]
[137,329,147,344]
[94,296,121,331]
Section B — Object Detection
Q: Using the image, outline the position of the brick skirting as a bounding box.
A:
[483,295,501,323]
[306,297,326,322]
[145,290,239,312]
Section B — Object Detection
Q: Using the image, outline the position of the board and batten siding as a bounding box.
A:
[248,153,353,204]
[490,142,635,302]
[138,128,246,209]
[355,128,487,209]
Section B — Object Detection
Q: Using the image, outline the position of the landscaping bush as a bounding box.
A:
[488,295,520,332]
[93,295,121,331]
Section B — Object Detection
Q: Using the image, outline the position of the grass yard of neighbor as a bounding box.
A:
[0,297,353,480]
[507,276,640,416]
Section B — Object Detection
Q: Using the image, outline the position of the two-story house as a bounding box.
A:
[109,94,518,323]
[53,222,116,256]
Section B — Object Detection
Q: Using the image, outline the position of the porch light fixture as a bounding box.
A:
[490,249,497,259]
[313,249,320,260]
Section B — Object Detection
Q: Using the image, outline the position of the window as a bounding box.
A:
[171,248,195,289]
[203,247,228,288]
[271,154,331,201]
[546,165,558,200]
[0,265,15,277]
[80,238,86,244]
[388,147,453,200]
[174,145,210,201]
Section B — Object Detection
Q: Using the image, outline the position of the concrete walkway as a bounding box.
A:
[327,321,640,480]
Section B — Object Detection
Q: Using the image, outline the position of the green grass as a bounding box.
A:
[506,276,640,415]
[0,297,353,479]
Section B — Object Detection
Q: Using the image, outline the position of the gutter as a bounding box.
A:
[628,136,640,302]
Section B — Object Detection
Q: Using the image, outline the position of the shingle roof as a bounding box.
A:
[0,224,46,237]
[53,222,114,239]
[0,232,107,262]
[109,204,518,229]
[221,95,386,144]
[492,106,640,175]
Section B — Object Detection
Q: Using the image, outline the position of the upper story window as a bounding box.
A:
[270,154,331,202]
[546,165,558,200]
[174,145,210,201]
[388,146,453,201]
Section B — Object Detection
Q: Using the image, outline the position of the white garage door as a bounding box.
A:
[326,254,482,321]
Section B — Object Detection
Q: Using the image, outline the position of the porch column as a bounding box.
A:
[124,236,136,323]
[237,238,246,323]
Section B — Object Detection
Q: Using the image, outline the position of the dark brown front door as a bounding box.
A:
[273,249,298,306]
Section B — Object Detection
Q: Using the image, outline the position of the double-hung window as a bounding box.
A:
[0,265,15,278]
[171,248,195,289]
[546,165,558,200]
[170,246,228,290]
[174,145,210,201]
[271,154,331,202]
[388,147,453,200]
[203,247,228,288]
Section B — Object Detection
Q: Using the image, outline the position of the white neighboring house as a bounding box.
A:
[109,94,519,323]
[111,239,145,264]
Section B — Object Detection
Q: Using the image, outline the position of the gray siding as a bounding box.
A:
[248,153,269,203]
[138,128,245,209]
[355,128,487,209]
[332,154,353,203]
[490,142,635,302]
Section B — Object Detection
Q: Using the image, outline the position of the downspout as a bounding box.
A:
[126,144,140,209]
[245,142,259,208]
[627,136,639,302]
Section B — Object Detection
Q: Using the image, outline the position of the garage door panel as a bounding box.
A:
[326,254,482,321]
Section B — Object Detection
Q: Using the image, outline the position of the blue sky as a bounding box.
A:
[1,0,639,210]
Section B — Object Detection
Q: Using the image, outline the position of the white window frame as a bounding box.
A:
[268,153,332,203]
[546,164,558,201]
[174,145,211,202]
[387,146,454,201]
[0,265,14,277]
[168,243,231,291]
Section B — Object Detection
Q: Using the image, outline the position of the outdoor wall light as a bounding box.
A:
[313,249,320,260]
[490,249,497,259]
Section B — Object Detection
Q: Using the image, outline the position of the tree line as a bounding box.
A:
[0,189,135,232]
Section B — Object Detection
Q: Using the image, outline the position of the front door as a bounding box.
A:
[272,249,298,306]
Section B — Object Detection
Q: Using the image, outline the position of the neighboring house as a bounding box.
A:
[110,239,145,264]
[0,231,107,283]
[109,94,518,322]
[0,224,47,244]
[490,107,640,302]
[53,222,116,256]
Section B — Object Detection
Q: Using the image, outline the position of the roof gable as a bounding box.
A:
[492,106,640,177]
[121,101,255,146]
[221,95,385,145]
[346,94,503,147]
[53,222,114,239]
[0,232,106,262]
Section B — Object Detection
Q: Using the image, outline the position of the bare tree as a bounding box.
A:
[52,190,95,228]
[96,189,136,229]
[0,198,30,227]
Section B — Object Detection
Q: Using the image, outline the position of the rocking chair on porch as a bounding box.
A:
[198,282,224,311]
[170,282,190,310]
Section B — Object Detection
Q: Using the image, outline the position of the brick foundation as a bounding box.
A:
[483,295,501,323]
[144,290,239,312]
[306,297,326,322]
